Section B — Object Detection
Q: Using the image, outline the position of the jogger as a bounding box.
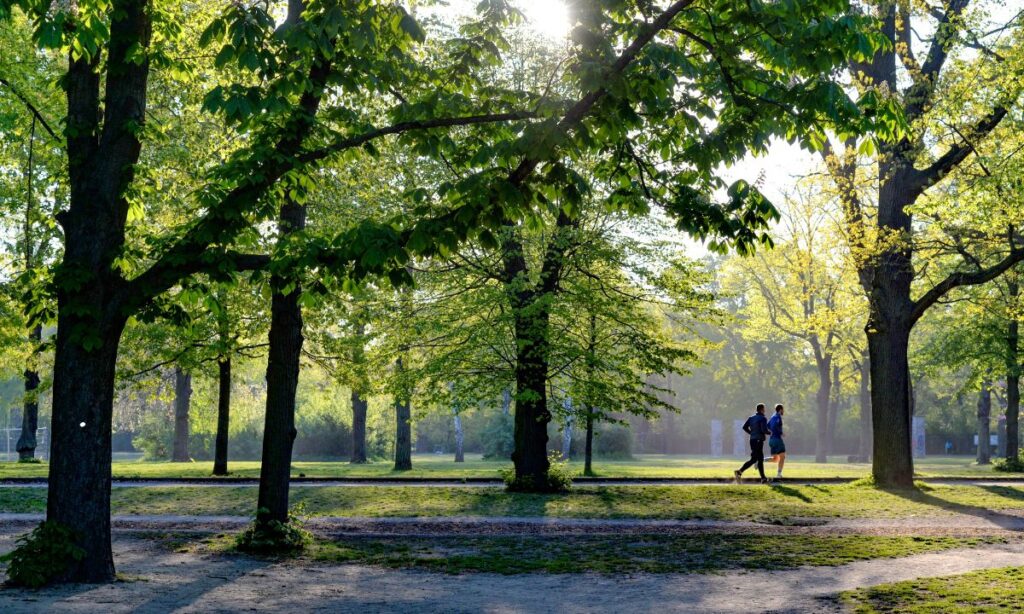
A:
[734,403,771,483]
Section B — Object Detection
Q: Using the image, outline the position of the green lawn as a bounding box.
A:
[307,535,998,575]
[843,566,1024,613]
[2,482,1022,520]
[0,454,1007,480]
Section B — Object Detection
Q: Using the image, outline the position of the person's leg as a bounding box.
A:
[753,440,767,480]
[736,442,758,481]
[777,452,786,475]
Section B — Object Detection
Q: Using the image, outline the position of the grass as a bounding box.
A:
[843,566,1024,613]
[1,482,1023,520]
[308,535,998,575]
[0,454,1007,480]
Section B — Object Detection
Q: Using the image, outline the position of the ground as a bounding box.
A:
[0,453,1011,479]
[1,455,1021,612]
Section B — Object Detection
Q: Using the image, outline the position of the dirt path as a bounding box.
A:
[0,533,1021,613]
[3,511,1024,537]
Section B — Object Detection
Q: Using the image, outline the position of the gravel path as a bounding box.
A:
[3,511,1024,537]
[0,533,1021,613]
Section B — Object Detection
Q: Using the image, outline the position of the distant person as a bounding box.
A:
[945,440,953,455]
[766,404,786,481]
[734,403,770,484]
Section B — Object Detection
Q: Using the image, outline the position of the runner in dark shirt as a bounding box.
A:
[734,404,770,483]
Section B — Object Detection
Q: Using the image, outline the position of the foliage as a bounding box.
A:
[994,454,1024,473]
[235,505,311,555]
[481,411,514,460]
[0,521,84,588]
[594,425,633,459]
[502,451,573,492]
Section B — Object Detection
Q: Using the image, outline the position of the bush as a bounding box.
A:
[1,521,84,588]
[501,451,574,492]
[235,505,311,555]
[17,457,42,464]
[595,424,632,459]
[481,412,514,460]
[995,454,1024,473]
[293,413,351,459]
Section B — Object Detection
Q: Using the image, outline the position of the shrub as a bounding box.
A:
[17,457,42,464]
[235,505,311,555]
[595,424,632,459]
[481,412,514,460]
[994,454,1024,473]
[1,521,84,588]
[293,413,351,459]
[501,451,574,492]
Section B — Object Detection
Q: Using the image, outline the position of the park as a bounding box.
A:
[0,0,1023,612]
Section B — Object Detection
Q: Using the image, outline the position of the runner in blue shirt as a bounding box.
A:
[733,404,770,483]
[766,404,786,482]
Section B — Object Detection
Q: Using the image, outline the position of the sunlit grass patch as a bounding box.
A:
[843,566,1024,613]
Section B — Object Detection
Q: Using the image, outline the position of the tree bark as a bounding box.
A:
[858,352,872,462]
[1007,279,1020,462]
[561,401,573,460]
[172,367,192,462]
[814,356,832,463]
[868,315,915,487]
[256,200,306,527]
[826,363,841,456]
[213,357,231,476]
[584,410,594,476]
[978,380,992,465]
[45,0,152,582]
[46,314,125,583]
[350,322,368,464]
[350,390,368,463]
[453,411,464,463]
[393,360,412,471]
[16,326,42,460]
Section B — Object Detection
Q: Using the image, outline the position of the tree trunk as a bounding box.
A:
[977,380,992,465]
[255,198,306,527]
[858,352,872,462]
[46,314,125,583]
[511,312,552,487]
[213,357,231,476]
[172,367,192,462]
[584,410,594,476]
[814,357,832,463]
[868,317,915,487]
[561,400,573,460]
[1007,280,1020,462]
[826,363,841,456]
[350,390,368,464]
[453,411,464,463]
[393,363,412,471]
[16,326,42,460]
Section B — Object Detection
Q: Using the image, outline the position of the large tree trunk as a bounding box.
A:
[393,364,412,471]
[46,314,125,583]
[1007,280,1020,462]
[977,380,992,465]
[814,356,832,463]
[868,315,915,487]
[255,199,306,527]
[511,310,552,488]
[858,352,872,462]
[172,367,192,462]
[350,390,368,464]
[213,356,231,476]
[16,325,42,460]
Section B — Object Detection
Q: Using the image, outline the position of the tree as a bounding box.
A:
[727,188,867,462]
[820,1,1024,486]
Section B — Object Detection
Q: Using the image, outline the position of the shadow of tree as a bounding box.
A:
[883,485,1024,531]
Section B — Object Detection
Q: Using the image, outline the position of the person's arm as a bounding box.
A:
[743,418,752,435]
